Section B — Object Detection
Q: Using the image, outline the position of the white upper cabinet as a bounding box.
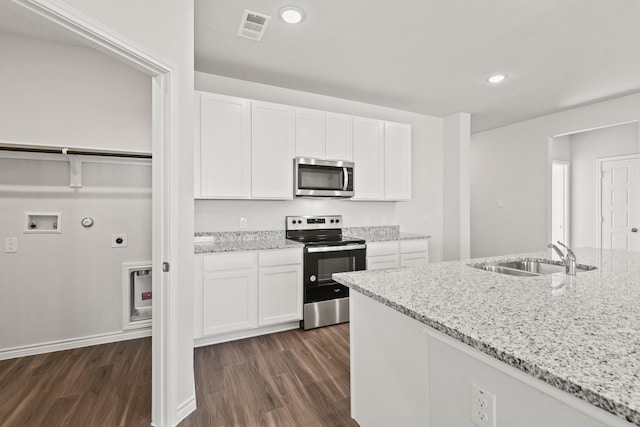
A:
[324,113,353,161]
[196,92,251,198]
[194,91,411,201]
[251,101,295,199]
[295,108,325,159]
[384,122,412,201]
[353,117,384,200]
[295,109,353,161]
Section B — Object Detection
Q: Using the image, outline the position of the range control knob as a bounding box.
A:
[330,219,335,223]
[310,275,316,282]
[298,220,302,224]
[291,219,297,224]
[336,219,340,223]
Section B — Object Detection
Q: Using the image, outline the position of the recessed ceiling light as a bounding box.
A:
[487,73,507,84]
[280,7,304,24]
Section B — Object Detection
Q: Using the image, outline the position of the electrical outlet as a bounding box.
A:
[112,234,128,248]
[471,383,496,427]
[239,217,248,229]
[497,198,504,208]
[4,237,17,253]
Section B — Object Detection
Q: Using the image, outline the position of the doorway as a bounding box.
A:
[598,155,640,251]
[2,1,181,425]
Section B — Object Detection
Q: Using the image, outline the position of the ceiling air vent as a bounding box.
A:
[237,10,271,41]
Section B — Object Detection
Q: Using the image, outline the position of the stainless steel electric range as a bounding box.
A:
[286,215,366,330]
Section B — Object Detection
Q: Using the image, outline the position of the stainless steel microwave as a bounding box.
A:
[294,157,354,198]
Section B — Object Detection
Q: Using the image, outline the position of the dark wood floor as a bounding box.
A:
[181,323,358,427]
[0,337,152,427]
[0,323,358,427]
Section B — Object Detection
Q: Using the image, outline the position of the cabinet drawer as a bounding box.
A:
[400,239,428,254]
[203,252,257,271]
[259,249,302,267]
[367,254,399,270]
[367,241,399,257]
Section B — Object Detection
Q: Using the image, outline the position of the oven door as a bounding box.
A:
[295,157,354,198]
[304,244,366,303]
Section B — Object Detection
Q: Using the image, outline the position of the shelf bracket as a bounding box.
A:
[67,153,82,188]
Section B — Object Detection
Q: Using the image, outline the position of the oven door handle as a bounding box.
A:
[306,244,366,253]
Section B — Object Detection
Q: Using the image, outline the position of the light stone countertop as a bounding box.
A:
[343,225,431,242]
[333,248,640,425]
[194,231,302,254]
[194,226,429,253]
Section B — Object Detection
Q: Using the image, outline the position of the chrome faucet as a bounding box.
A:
[547,241,577,275]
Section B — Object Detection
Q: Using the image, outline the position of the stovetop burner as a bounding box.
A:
[285,215,364,246]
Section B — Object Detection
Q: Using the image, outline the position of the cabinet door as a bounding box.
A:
[400,253,428,268]
[325,113,353,161]
[197,92,251,198]
[251,101,295,199]
[258,264,303,326]
[202,253,258,336]
[295,108,324,159]
[353,117,384,200]
[367,255,400,270]
[384,122,412,201]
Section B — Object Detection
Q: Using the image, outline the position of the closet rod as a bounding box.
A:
[0,145,152,159]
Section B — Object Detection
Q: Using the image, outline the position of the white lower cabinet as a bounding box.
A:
[258,250,303,326]
[367,239,429,270]
[202,252,258,336]
[400,239,429,267]
[366,241,400,270]
[197,248,302,341]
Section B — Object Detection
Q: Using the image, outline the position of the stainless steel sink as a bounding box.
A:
[471,259,597,277]
[475,265,539,277]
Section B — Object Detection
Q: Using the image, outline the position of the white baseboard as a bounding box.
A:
[175,395,197,426]
[194,321,300,348]
[0,328,152,361]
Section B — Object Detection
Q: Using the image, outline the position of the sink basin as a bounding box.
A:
[470,259,597,277]
[475,265,539,277]
[495,260,566,274]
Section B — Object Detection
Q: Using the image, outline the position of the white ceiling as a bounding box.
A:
[0,1,82,46]
[3,1,639,133]
[195,0,640,132]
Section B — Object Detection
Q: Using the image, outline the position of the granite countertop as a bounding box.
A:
[194,231,303,254]
[333,248,640,425]
[343,226,431,242]
[195,226,430,253]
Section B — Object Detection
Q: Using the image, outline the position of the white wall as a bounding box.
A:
[471,92,640,258]
[0,33,151,152]
[195,72,445,262]
[0,156,151,350]
[442,113,471,261]
[566,122,639,248]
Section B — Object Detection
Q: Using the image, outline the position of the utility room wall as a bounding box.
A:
[0,33,151,152]
[0,155,151,354]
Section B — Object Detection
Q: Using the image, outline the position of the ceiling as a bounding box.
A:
[195,0,640,132]
[2,1,639,133]
[0,1,82,46]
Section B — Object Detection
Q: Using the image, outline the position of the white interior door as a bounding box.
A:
[600,156,640,251]
[551,162,569,245]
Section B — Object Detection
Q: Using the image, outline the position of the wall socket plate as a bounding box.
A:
[239,217,248,229]
[471,383,496,427]
[4,237,18,253]
[112,234,128,248]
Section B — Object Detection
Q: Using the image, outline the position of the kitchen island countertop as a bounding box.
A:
[334,248,640,425]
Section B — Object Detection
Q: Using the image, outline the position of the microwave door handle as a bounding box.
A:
[343,167,348,191]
